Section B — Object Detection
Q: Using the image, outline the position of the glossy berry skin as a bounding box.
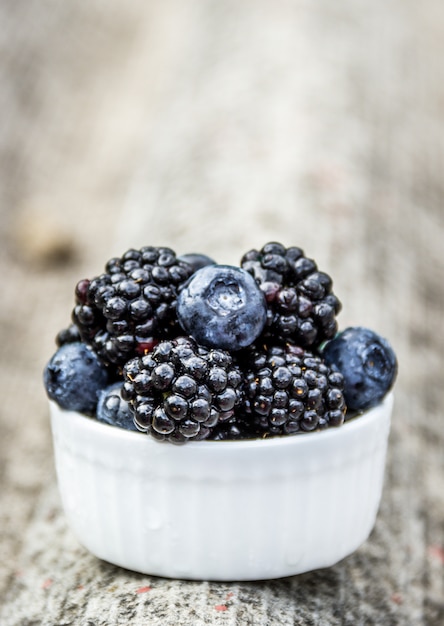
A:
[71,246,194,367]
[177,265,267,351]
[122,336,244,443]
[208,415,262,441]
[96,382,138,431]
[241,242,341,350]
[322,327,397,411]
[44,342,108,414]
[242,343,347,436]
[56,324,81,346]
[178,253,216,272]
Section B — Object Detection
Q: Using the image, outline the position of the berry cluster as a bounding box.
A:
[241,242,341,348]
[242,344,346,435]
[44,243,398,442]
[69,247,194,367]
[122,337,243,443]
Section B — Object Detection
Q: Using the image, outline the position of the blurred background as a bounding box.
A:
[1,1,443,624]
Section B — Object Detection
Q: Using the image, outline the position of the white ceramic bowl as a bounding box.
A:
[50,394,393,581]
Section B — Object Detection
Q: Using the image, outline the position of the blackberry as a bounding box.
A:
[122,336,244,443]
[208,415,262,441]
[71,247,194,367]
[242,343,346,436]
[241,242,341,349]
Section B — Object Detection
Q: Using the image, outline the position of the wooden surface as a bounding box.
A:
[1,1,444,624]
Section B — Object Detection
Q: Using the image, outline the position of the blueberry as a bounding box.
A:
[96,382,137,431]
[178,253,216,272]
[44,342,108,414]
[322,327,397,411]
[177,265,267,350]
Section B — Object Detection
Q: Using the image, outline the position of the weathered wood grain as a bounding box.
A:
[1,0,443,624]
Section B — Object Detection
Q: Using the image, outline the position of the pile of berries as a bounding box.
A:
[44,243,397,442]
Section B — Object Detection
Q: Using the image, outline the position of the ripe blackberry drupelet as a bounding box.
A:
[71,247,194,367]
[242,343,347,436]
[208,415,262,441]
[241,242,341,349]
[122,336,244,443]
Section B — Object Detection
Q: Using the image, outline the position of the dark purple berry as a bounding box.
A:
[70,246,194,366]
[178,253,216,272]
[242,344,346,435]
[241,242,341,349]
[177,265,267,350]
[322,327,397,411]
[44,342,108,414]
[123,337,243,442]
[96,382,137,431]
